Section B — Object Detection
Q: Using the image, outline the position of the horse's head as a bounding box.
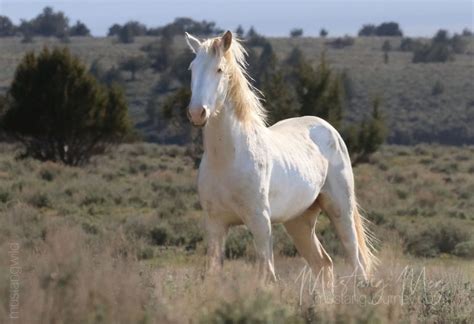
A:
[185,31,233,127]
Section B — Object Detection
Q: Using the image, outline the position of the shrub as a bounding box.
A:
[69,20,90,36]
[413,43,453,63]
[453,241,474,258]
[327,36,355,49]
[404,222,471,257]
[0,190,10,203]
[200,293,301,324]
[25,7,69,37]
[39,169,55,181]
[28,192,52,208]
[118,26,134,43]
[0,15,16,36]
[432,80,444,95]
[359,22,403,36]
[225,228,252,259]
[119,56,148,81]
[290,28,303,38]
[149,226,170,246]
[382,40,392,52]
[2,47,132,165]
[399,37,422,52]
[412,30,465,63]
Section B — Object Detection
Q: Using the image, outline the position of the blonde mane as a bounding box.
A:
[201,36,267,126]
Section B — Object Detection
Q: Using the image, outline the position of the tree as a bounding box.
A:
[29,7,69,37]
[319,28,328,38]
[462,28,472,36]
[247,26,258,38]
[118,25,135,43]
[69,20,90,36]
[245,26,267,46]
[345,96,387,165]
[290,28,303,38]
[413,29,467,63]
[382,40,392,52]
[235,25,245,38]
[293,52,386,164]
[168,50,195,85]
[450,34,467,54]
[285,47,305,69]
[263,71,297,125]
[0,16,16,36]
[376,22,403,36]
[359,22,403,36]
[108,24,121,36]
[328,36,355,49]
[399,37,422,52]
[413,42,453,63]
[433,29,449,44]
[254,42,277,86]
[161,88,202,164]
[296,53,343,127]
[119,56,148,81]
[382,40,391,64]
[1,47,132,165]
[143,37,175,72]
[358,24,377,36]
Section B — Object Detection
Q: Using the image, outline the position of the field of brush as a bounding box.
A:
[0,143,473,323]
[0,36,473,144]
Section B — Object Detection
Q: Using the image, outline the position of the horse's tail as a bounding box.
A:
[353,202,378,276]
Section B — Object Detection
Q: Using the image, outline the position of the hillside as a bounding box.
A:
[0,36,473,144]
[0,143,473,322]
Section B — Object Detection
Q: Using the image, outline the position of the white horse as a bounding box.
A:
[184,31,376,283]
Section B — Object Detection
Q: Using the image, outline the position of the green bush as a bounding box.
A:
[0,190,11,203]
[200,293,301,324]
[28,192,52,208]
[453,241,474,258]
[225,228,253,259]
[2,47,132,165]
[149,225,170,246]
[432,80,444,95]
[404,222,471,257]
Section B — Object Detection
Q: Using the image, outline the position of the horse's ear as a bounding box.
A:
[185,32,201,53]
[222,31,232,52]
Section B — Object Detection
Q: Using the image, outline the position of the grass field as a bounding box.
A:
[0,143,473,323]
[1,35,473,144]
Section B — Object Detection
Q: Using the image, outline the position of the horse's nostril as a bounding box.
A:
[200,108,206,118]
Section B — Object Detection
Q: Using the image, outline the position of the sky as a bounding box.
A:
[0,0,473,37]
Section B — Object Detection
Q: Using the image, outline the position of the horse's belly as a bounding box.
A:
[268,159,327,223]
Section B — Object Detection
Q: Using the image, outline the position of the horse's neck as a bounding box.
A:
[203,102,265,168]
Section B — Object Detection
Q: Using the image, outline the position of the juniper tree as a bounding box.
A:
[1,47,131,165]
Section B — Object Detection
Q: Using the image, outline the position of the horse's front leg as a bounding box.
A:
[205,216,229,275]
[244,210,277,282]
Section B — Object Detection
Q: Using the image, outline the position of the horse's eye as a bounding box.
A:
[217,68,223,73]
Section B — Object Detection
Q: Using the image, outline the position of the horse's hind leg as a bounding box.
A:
[284,204,334,287]
[318,192,367,280]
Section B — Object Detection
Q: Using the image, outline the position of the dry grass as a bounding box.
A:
[0,143,473,323]
[1,224,472,323]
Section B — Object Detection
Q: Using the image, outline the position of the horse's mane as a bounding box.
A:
[201,35,267,126]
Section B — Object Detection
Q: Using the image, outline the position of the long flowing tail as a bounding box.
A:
[353,203,378,276]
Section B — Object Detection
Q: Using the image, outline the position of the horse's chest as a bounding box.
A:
[198,163,266,219]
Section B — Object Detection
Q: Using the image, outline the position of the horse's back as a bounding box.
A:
[270,116,345,160]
